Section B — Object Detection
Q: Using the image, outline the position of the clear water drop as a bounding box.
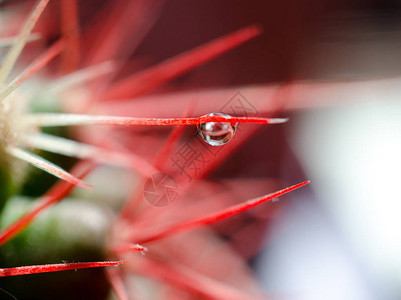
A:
[197,112,237,146]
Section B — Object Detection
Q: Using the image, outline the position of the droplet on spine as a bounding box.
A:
[197,112,237,146]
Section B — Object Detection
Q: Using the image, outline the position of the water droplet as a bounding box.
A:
[198,112,237,146]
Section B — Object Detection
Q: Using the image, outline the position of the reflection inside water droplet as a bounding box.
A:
[198,112,237,146]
